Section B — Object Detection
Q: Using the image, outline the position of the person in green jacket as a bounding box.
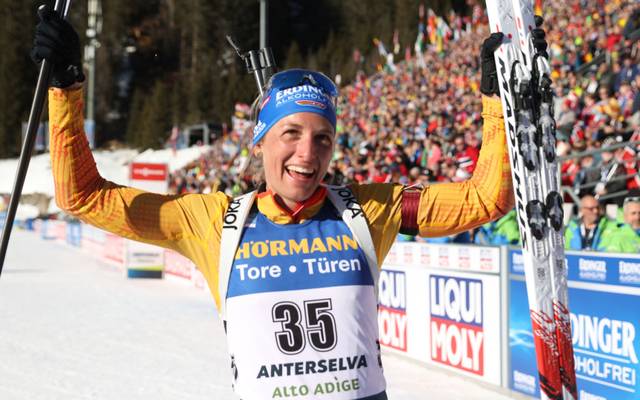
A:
[600,195,640,253]
[474,209,521,245]
[564,195,616,251]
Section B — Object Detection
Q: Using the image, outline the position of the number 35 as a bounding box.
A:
[272,299,337,354]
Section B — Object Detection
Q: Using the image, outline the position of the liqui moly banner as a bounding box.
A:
[378,270,408,352]
[430,275,485,375]
[509,249,640,399]
[379,249,502,386]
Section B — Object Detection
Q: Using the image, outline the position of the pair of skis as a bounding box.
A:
[485,1,577,400]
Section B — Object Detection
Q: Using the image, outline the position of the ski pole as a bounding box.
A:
[0,0,72,278]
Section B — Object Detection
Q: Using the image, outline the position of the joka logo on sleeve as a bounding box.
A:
[378,270,407,351]
[429,275,484,375]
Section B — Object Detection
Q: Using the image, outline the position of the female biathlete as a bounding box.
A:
[32,6,547,400]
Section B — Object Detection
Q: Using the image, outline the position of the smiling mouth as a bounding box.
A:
[286,165,316,180]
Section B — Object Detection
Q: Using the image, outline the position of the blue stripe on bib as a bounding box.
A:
[226,204,373,298]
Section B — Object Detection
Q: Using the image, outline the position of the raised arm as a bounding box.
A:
[352,33,514,263]
[31,5,229,253]
[417,95,514,237]
[48,87,228,250]
[351,95,513,266]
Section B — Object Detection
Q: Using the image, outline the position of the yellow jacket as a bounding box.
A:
[48,87,514,308]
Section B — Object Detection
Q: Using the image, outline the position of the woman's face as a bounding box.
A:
[257,112,335,208]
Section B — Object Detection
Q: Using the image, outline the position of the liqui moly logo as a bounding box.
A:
[378,270,407,351]
[430,275,484,375]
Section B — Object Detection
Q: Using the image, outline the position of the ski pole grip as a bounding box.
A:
[42,0,71,18]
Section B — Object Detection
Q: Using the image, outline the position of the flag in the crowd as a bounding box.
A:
[472,4,483,26]
[169,125,179,154]
[436,16,452,41]
[534,0,543,16]
[373,38,395,72]
[427,8,437,44]
[373,37,388,57]
[393,29,400,55]
[435,16,452,53]
[415,25,425,54]
[405,46,412,62]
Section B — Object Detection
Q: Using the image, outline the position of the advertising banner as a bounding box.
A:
[52,220,67,243]
[429,274,485,376]
[380,245,502,386]
[129,162,168,188]
[103,232,125,268]
[509,249,640,399]
[125,240,164,278]
[66,221,82,247]
[40,219,66,241]
[164,249,196,281]
[385,242,500,273]
[81,223,106,255]
[164,249,208,290]
[378,269,408,352]
[127,162,168,278]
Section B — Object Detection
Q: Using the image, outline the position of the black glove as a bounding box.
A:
[532,15,548,58]
[30,5,84,88]
[480,32,504,97]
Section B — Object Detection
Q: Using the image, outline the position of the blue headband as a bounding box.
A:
[252,84,337,146]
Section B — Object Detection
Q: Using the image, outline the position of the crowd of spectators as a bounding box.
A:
[167,0,640,252]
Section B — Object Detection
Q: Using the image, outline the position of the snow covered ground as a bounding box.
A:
[0,230,524,400]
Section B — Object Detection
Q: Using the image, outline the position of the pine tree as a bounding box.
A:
[125,88,145,147]
[285,41,305,69]
[0,1,38,157]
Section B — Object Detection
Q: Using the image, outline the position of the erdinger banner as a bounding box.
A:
[509,249,640,399]
[378,270,407,351]
[429,274,484,375]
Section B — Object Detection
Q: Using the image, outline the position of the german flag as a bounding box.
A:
[534,0,543,16]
